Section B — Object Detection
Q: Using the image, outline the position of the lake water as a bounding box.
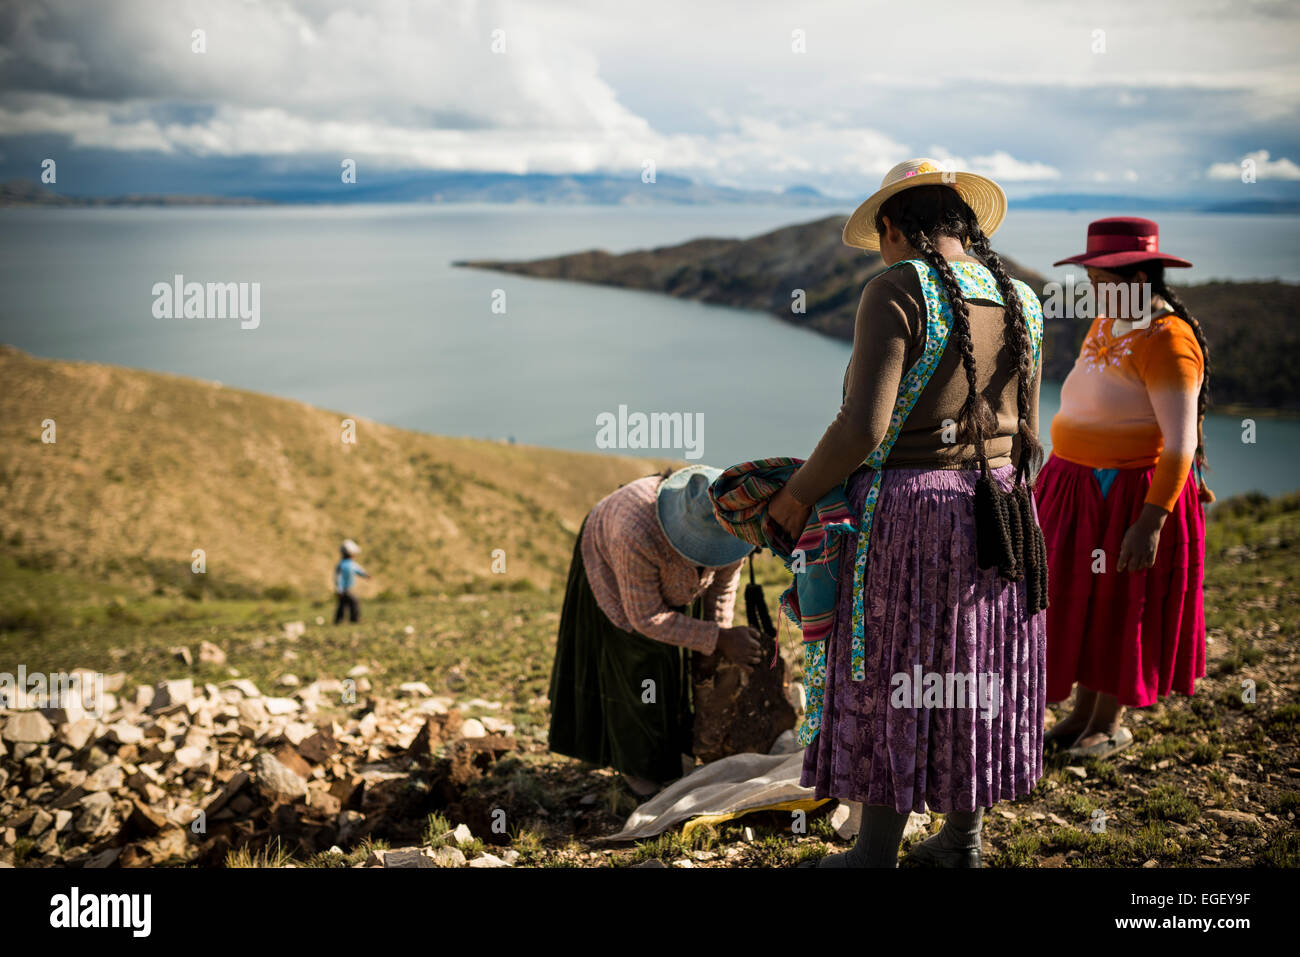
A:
[1,204,1297,501]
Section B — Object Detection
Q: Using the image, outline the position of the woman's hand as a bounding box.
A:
[717,626,763,666]
[1117,504,1168,572]
[769,485,813,542]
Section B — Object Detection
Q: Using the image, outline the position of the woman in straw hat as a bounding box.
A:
[767,158,1048,867]
[547,466,761,797]
[1035,218,1211,760]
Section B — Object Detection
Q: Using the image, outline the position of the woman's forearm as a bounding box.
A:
[783,403,888,505]
[784,281,911,505]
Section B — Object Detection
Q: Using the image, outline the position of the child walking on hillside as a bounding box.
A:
[1036,218,1211,759]
[334,539,370,624]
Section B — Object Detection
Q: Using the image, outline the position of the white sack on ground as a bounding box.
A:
[606,731,931,842]
[606,735,818,842]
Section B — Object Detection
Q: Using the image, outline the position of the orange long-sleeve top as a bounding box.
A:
[1050,312,1204,512]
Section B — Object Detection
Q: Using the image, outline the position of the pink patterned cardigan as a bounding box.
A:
[580,475,742,654]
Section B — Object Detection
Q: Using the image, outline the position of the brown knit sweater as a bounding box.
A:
[783,256,1042,506]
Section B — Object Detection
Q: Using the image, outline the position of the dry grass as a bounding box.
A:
[0,346,674,601]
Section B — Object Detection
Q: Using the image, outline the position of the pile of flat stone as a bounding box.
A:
[0,663,519,868]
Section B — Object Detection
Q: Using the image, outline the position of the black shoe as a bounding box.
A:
[902,835,981,868]
[1043,726,1082,751]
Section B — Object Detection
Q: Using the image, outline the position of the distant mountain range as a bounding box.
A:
[459,214,1300,412]
[0,173,835,208]
[0,179,270,207]
[1010,192,1300,215]
[3,174,1297,213]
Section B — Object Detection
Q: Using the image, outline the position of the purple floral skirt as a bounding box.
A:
[800,464,1046,813]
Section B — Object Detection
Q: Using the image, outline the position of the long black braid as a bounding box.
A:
[967,225,1043,475]
[873,184,1048,610]
[1110,262,1214,503]
[874,186,1043,473]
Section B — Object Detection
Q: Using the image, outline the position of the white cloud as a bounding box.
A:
[1084,168,1140,183]
[0,96,177,153]
[0,0,1295,192]
[1207,150,1300,181]
[0,0,648,135]
[927,149,1061,182]
[0,94,906,184]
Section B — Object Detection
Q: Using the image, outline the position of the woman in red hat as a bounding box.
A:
[1036,217,1212,759]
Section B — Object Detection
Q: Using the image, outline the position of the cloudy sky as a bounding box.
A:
[1,0,1297,199]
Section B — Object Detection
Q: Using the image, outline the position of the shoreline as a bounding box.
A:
[5,339,1296,443]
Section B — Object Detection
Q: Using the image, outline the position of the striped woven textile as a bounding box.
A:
[708,457,858,644]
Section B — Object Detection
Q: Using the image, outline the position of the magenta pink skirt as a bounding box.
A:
[1034,455,1206,707]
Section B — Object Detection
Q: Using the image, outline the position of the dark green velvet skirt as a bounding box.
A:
[547,520,696,783]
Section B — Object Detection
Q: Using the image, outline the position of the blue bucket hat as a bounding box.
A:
[655,465,754,568]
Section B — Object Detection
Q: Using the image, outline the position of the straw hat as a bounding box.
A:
[341,539,361,557]
[655,466,754,568]
[843,157,1008,251]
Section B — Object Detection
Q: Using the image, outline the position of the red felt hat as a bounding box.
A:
[1053,217,1192,270]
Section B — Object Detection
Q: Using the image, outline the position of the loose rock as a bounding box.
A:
[251,752,308,802]
[1,711,54,744]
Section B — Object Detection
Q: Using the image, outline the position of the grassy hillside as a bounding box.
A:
[1,484,1295,868]
[0,349,1295,867]
[461,215,1300,412]
[0,346,672,608]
